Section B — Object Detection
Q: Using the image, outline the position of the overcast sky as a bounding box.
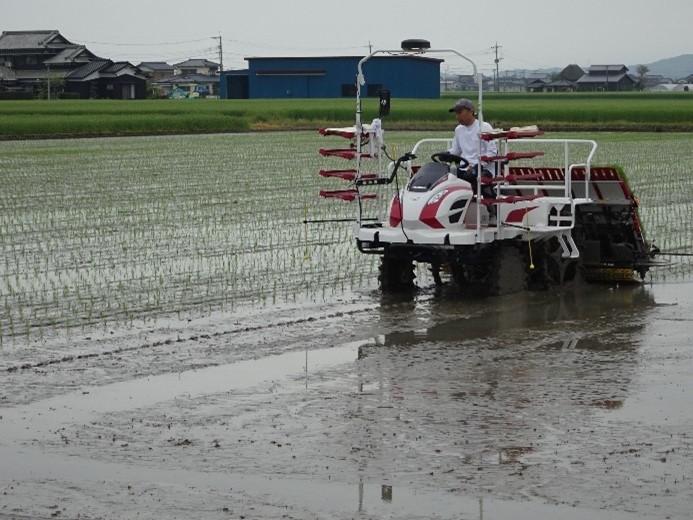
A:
[3,0,691,74]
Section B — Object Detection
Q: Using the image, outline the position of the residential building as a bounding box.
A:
[151,58,221,97]
[136,61,174,81]
[174,59,219,76]
[535,65,585,92]
[0,30,146,98]
[65,60,146,99]
[155,71,219,98]
[496,75,526,92]
[576,65,637,91]
[558,64,585,83]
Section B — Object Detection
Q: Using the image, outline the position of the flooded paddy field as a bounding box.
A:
[1,132,693,519]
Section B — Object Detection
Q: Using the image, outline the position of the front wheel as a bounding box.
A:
[378,255,416,292]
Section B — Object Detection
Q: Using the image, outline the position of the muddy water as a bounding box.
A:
[1,278,693,519]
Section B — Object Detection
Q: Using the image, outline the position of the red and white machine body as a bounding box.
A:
[317,41,657,292]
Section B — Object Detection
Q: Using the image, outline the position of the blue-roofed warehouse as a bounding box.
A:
[219,55,442,99]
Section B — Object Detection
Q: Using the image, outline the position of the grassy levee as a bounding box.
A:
[1,92,691,139]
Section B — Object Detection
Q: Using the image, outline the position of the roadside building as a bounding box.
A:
[576,65,637,91]
[154,72,219,98]
[0,30,146,98]
[153,59,220,98]
[174,59,219,76]
[219,55,442,99]
[136,62,174,81]
[65,60,146,99]
[496,74,526,92]
[535,65,584,92]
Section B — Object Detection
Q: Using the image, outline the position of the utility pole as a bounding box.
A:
[213,34,223,72]
[492,42,502,92]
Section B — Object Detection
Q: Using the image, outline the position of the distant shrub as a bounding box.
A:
[0,91,33,100]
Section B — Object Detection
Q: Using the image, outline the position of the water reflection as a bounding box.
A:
[375,283,657,346]
[349,284,658,480]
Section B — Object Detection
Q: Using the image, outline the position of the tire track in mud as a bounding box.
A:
[3,303,379,372]
[0,295,426,407]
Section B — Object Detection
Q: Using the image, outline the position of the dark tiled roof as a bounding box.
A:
[67,60,145,80]
[577,73,630,83]
[174,59,219,68]
[44,45,100,64]
[102,62,131,74]
[559,64,585,82]
[0,30,71,50]
[588,65,628,74]
[137,61,173,71]
[544,79,575,87]
[66,60,111,79]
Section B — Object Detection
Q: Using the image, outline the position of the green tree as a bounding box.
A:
[36,72,66,99]
[636,64,650,91]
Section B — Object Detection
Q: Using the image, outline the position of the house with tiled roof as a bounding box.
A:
[558,64,585,82]
[0,30,146,98]
[66,60,147,99]
[152,59,220,97]
[534,64,585,92]
[174,59,219,75]
[137,61,174,81]
[155,72,219,97]
[576,65,637,92]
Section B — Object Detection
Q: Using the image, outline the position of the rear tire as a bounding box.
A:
[543,237,579,285]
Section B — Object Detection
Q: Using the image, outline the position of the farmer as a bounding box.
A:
[446,98,498,188]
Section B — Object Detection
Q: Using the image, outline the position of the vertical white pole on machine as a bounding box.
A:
[436,50,482,234]
[475,66,484,233]
[356,45,482,235]
[355,52,376,224]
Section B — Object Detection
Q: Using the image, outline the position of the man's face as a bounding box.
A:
[454,107,474,126]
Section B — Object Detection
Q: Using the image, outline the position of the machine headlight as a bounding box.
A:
[427,189,448,205]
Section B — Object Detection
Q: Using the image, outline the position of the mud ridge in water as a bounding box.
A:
[3,300,391,373]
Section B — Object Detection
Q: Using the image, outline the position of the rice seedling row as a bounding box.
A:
[0,131,690,350]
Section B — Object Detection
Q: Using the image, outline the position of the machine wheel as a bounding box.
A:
[543,237,579,285]
[490,244,528,296]
[450,262,467,289]
[451,244,528,296]
[378,255,416,292]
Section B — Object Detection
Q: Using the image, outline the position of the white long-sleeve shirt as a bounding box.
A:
[448,119,498,175]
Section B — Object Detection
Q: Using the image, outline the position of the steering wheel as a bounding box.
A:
[431,152,470,169]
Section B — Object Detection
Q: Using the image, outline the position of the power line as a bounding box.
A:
[73,37,212,47]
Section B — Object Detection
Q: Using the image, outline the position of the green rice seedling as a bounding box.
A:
[0,130,691,349]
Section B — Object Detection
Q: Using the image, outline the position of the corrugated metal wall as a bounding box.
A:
[220,56,440,99]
